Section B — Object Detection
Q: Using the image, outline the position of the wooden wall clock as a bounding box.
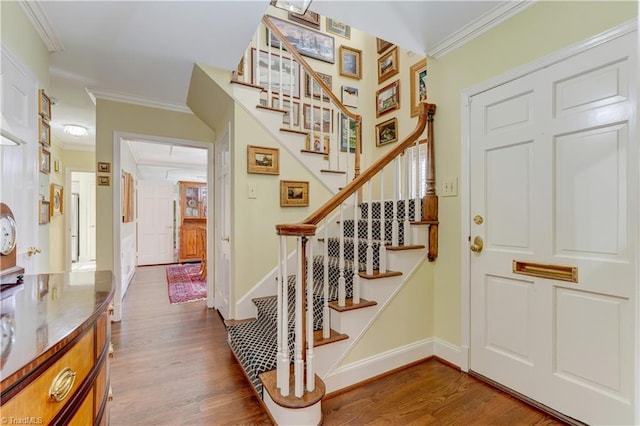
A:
[0,202,24,279]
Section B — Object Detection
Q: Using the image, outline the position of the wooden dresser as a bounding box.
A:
[0,271,115,425]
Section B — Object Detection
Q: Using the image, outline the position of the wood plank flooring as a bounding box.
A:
[110,265,567,425]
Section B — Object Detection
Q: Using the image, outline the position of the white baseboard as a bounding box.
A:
[323,337,465,393]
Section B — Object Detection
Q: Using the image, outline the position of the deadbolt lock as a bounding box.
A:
[473,215,484,225]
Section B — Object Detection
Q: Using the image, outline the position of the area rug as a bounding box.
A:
[166,263,207,304]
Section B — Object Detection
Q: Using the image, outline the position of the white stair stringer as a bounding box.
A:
[313,225,429,393]
[230,81,344,193]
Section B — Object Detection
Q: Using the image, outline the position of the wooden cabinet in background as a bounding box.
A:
[179,181,206,263]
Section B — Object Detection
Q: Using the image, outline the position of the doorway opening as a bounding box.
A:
[69,171,96,272]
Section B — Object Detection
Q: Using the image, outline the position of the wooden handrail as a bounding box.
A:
[276,103,436,236]
[263,15,362,178]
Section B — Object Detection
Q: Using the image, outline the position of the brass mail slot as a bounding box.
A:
[512,260,578,283]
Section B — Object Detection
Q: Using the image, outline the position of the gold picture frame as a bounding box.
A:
[39,200,50,224]
[39,146,51,174]
[378,47,399,84]
[376,117,398,147]
[306,133,330,154]
[339,46,362,80]
[376,80,400,118]
[280,180,309,207]
[98,162,111,173]
[376,38,393,54]
[410,58,428,117]
[39,118,50,146]
[247,145,279,175]
[50,183,63,216]
[288,10,320,29]
[97,175,110,186]
[39,89,51,120]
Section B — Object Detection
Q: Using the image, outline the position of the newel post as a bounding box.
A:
[421,104,438,261]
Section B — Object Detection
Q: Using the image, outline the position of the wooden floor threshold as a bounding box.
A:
[313,328,348,347]
[260,368,325,409]
[386,244,425,251]
[410,220,439,225]
[280,127,307,135]
[359,270,402,279]
[230,80,264,91]
[329,298,377,312]
[256,104,286,114]
[320,169,346,174]
[224,318,256,327]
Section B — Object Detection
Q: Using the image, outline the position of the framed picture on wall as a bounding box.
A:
[280,180,309,207]
[39,118,50,146]
[376,38,393,54]
[378,47,399,84]
[39,89,51,120]
[339,46,362,80]
[39,146,51,174]
[268,16,335,64]
[288,10,320,29]
[39,200,50,224]
[247,145,279,175]
[326,18,350,39]
[410,58,428,117]
[376,118,398,147]
[376,80,400,117]
[50,183,63,216]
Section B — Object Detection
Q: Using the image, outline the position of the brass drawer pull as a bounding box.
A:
[109,342,114,358]
[49,367,77,402]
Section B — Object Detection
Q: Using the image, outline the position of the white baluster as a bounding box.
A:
[403,149,411,246]
[306,237,315,392]
[267,30,272,105]
[323,218,330,339]
[290,56,295,128]
[392,157,399,247]
[279,236,289,396]
[255,29,260,90]
[379,169,387,273]
[338,204,346,307]
[276,236,283,390]
[294,238,304,398]
[278,42,283,110]
[366,181,374,275]
[353,193,361,303]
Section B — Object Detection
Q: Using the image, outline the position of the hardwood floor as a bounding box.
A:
[110,265,567,425]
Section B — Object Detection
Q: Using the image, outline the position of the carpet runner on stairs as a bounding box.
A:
[226,199,421,397]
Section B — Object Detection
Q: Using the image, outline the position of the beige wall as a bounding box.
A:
[95,100,215,276]
[427,1,638,345]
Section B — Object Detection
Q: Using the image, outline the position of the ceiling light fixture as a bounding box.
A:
[63,124,88,137]
[270,0,312,14]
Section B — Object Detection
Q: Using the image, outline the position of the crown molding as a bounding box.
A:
[427,0,536,59]
[17,0,64,53]
[86,87,192,114]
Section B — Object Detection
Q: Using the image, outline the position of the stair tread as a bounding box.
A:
[256,104,286,114]
[230,80,264,91]
[280,127,308,135]
[359,270,402,279]
[320,169,346,174]
[314,328,349,347]
[329,298,377,312]
[386,244,425,251]
[301,149,329,156]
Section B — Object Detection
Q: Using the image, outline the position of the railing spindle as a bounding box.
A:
[306,237,315,392]
[279,236,289,396]
[276,236,284,390]
[403,149,411,245]
[323,218,330,339]
[366,181,374,275]
[414,139,421,222]
[338,204,346,307]
[352,192,360,303]
[294,237,304,398]
[379,169,387,273]
[392,157,399,247]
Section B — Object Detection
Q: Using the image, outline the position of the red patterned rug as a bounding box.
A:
[166,263,207,304]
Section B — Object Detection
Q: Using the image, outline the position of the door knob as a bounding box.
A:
[470,236,484,253]
[27,246,42,257]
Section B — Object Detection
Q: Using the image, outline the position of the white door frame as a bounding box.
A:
[111,132,214,321]
[460,20,638,374]
[66,166,94,271]
[214,122,233,319]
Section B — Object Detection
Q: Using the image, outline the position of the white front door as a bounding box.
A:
[137,180,175,266]
[1,47,40,274]
[215,125,232,319]
[469,32,637,425]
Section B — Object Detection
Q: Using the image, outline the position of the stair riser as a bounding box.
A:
[360,199,422,221]
[343,219,405,245]
[325,238,381,268]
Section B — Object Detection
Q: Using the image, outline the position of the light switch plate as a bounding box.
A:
[248,184,257,199]
[442,177,458,197]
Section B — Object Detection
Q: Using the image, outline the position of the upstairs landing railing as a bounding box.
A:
[274,102,437,399]
[234,15,362,184]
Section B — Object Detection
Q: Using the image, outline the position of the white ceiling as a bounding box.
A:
[126,140,207,182]
[26,0,530,176]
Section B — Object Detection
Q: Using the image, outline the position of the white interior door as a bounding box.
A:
[137,180,175,266]
[1,47,40,274]
[469,32,637,425]
[215,126,232,319]
[72,172,96,262]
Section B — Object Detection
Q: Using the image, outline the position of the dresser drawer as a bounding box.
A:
[1,328,94,423]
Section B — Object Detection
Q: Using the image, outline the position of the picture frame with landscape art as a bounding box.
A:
[247,145,279,175]
[341,86,359,108]
[39,118,50,146]
[339,46,362,80]
[305,72,332,101]
[340,114,359,153]
[378,47,399,84]
[376,80,400,117]
[39,89,51,120]
[50,183,63,215]
[39,146,50,174]
[272,97,300,127]
[410,58,428,117]
[376,117,398,147]
[326,18,350,39]
[307,133,330,154]
[280,180,309,207]
[268,16,335,64]
[251,48,300,98]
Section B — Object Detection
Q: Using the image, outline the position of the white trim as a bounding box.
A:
[1,41,38,83]
[427,0,535,59]
[460,20,638,375]
[112,132,214,321]
[323,338,435,393]
[65,167,95,272]
[16,0,64,53]
[87,87,192,114]
[433,338,464,368]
